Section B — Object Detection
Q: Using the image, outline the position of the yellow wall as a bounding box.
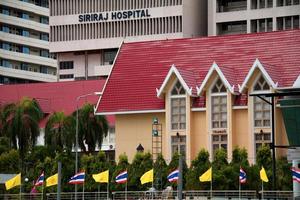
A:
[232,108,250,153]
[190,111,207,160]
[115,113,165,162]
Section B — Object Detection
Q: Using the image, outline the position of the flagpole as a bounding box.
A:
[239,180,241,200]
[19,182,22,200]
[98,184,100,200]
[210,176,212,200]
[82,182,85,200]
[107,182,109,200]
[151,180,154,200]
[261,181,264,200]
[125,181,127,200]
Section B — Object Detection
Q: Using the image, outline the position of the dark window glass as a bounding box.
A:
[22,30,29,37]
[40,16,49,24]
[103,49,118,65]
[21,63,29,70]
[1,26,10,33]
[59,74,74,79]
[40,50,49,57]
[40,65,48,74]
[22,46,30,54]
[59,61,74,70]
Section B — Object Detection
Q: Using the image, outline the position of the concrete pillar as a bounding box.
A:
[293,159,300,198]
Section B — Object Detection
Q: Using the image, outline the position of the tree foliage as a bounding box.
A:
[45,112,75,153]
[75,103,109,153]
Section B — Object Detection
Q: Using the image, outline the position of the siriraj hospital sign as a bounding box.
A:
[79,9,151,22]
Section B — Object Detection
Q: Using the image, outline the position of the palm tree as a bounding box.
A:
[45,111,75,153]
[2,97,43,168]
[76,103,109,153]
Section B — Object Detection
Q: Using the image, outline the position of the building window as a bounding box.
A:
[22,46,30,54]
[22,13,29,20]
[2,42,11,51]
[59,74,74,79]
[171,135,186,158]
[2,8,10,15]
[253,76,271,127]
[40,50,49,57]
[211,79,227,129]
[1,26,10,33]
[171,81,186,130]
[21,63,29,71]
[103,49,118,65]
[40,16,49,24]
[40,65,48,74]
[59,61,74,70]
[255,131,271,153]
[212,133,228,155]
[1,59,12,68]
[22,30,29,37]
[40,33,49,41]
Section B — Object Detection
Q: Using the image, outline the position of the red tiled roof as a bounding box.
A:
[0,80,115,126]
[96,30,300,114]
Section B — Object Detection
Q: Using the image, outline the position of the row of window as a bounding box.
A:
[59,74,74,79]
[50,0,183,16]
[0,42,51,58]
[20,0,49,8]
[217,0,299,12]
[0,59,56,75]
[169,76,271,158]
[0,24,49,41]
[1,6,49,25]
[50,16,182,42]
[217,15,300,35]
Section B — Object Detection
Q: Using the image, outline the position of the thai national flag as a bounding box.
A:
[167,169,179,182]
[115,171,128,184]
[291,167,300,183]
[69,171,85,184]
[34,172,44,186]
[239,168,246,184]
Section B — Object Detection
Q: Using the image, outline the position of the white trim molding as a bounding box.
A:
[95,109,165,115]
[239,58,278,93]
[197,62,234,95]
[156,64,193,98]
[191,107,206,111]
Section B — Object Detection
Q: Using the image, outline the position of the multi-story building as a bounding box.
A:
[208,0,300,36]
[0,0,57,84]
[49,0,208,81]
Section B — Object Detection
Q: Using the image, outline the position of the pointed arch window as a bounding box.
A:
[253,76,271,127]
[210,78,228,155]
[171,80,186,130]
[211,79,227,129]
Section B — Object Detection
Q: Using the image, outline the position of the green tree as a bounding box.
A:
[153,154,168,190]
[212,148,228,190]
[128,152,153,191]
[256,144,272,168]
[186,149,210,190]
[45,112,75,153]
[231,147,249,167]
[2,97,43,170]
[75,103,109,153]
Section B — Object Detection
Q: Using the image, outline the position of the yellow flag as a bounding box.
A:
[260,167,269,182]
[199,167,212,182]
[140,169,153,184]
[92,170,109,183]
[5,173,21,190]
[46,173,58,187]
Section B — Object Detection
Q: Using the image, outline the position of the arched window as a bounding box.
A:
[253,76,270,127]
[170,80,186,130]
[210,78,227,155]
[253,75,271,154]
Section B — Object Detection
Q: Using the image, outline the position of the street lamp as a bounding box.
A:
[75,92,96,200]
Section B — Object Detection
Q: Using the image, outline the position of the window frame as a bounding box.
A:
[170,80,186,131]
